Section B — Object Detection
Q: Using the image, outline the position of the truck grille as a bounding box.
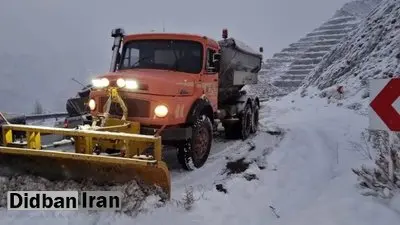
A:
[99,97,150,118]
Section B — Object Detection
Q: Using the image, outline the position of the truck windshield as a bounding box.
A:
[119,39,203,74]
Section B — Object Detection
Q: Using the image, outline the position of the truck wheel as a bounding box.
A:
[177,115,213,170]
[240,103,252,140]
[223,103,252,140]
[251,104,259,134]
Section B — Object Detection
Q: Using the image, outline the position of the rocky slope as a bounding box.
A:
[301,0,400,113]
[260,0,382,95]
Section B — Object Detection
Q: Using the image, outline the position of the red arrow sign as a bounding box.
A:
[370,78,400,131]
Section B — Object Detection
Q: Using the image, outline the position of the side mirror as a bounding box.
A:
[111,28,125,38]
[212,53,221,62]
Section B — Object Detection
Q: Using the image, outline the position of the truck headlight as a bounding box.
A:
[116,78,138,89]
[125,80,138,89]
[116,78,126,88]
[154,105,168,118]
[88,99,96,110]
[92,78,109,88]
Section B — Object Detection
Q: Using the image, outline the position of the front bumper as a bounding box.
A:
[141,126,192,142]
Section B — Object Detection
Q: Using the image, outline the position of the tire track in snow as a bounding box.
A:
[169,132,278,196]
[167,108,281,197]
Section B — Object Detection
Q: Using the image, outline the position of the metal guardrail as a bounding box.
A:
[25,112,68,121]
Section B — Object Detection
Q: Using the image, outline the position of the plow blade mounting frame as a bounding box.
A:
[0,123,171,198]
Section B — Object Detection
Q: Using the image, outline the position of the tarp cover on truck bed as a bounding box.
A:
[218,38,263,59]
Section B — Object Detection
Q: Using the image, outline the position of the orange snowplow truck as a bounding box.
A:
[88,28,263,170]
[0,28,262,198]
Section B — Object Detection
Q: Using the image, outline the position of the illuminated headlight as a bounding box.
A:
[88,99,96,111]
[116,78,126,88]
[92,78,109,88]
[116,78,138,89]
[125,80,138,89]
[154,105,168,118]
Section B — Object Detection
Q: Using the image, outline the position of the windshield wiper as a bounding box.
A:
[129,56,153,69]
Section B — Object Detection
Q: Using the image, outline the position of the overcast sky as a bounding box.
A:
[0,0,352,113]
[0,0,351,58]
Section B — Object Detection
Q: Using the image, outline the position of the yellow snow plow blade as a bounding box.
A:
[0,123,171,198]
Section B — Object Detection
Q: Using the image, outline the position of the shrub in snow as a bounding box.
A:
[182,186,195,211]
[352,131,400,199]
[173,186,196,211]
[349,131,373,160]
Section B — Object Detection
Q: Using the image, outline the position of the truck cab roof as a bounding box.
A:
[123,32,220,49]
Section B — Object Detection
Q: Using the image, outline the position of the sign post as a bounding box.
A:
[369,78,400,181]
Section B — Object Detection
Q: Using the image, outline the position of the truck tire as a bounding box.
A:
[223,103,252,140]
[251,104,259,134]
[240,103,252,140]
[224,104,253,140]
[177,114,213,170]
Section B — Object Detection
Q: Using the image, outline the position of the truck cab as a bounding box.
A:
[90,31,219,123]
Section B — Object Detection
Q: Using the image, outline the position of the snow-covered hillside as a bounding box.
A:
[301,0,400,112]
[260,0,382,95]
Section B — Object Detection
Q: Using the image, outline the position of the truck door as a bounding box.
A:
[201,48,219,111]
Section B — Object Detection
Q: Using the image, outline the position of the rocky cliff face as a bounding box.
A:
[300,0,400,113]
[258,0,383,95]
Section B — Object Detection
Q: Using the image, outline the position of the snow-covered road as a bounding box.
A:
[1,92,400,224]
